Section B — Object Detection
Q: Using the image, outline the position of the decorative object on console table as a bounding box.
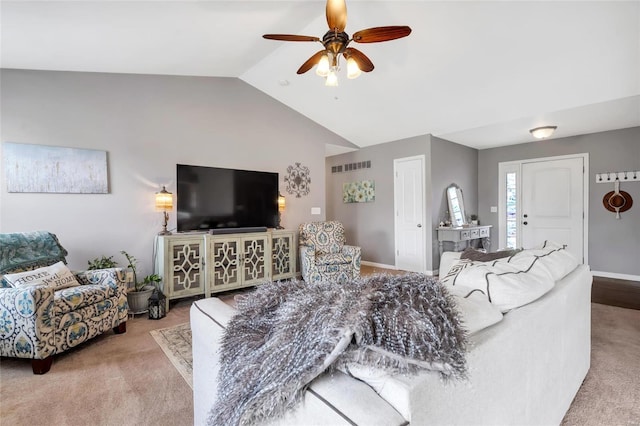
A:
[446,183,467,227]
[156,186,173,235]
[277,193,286,229]
[470,214,479,226]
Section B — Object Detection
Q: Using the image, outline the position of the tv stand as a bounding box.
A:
[209,226,268,235]
[155,229,297,309]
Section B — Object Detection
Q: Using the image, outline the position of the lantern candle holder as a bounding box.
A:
[148,287,167,320]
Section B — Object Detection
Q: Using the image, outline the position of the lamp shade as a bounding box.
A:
[325,70,339,87]
[316,54,330,77]
[278,193,286,212]
[530,126,557,139]
[155,186,173,211]
[346,57,361,79]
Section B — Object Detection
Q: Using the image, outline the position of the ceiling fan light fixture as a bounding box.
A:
[316,54,330,77]
[530,126,558,139]
[346,56,361,79]
[325,69,339,87]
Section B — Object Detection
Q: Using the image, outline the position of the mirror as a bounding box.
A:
[446,184,467,227]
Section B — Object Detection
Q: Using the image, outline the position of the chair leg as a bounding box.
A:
[32,356,53,374]
[113,322,127,334]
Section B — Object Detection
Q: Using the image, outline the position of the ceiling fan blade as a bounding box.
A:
[352,26,412,43]
[263,34,320,42]
[297,50,327,74]
[344,47,374,72]
[326,0,347,32]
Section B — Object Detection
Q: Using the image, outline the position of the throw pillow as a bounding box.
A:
[452,291,503,335]
[4,261,80,290]
[460,247,521,262]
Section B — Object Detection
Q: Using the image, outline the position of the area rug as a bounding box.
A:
[150,323,193,389]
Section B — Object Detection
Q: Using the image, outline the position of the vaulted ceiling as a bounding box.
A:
[2,1,639,155]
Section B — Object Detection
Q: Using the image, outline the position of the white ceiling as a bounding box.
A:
[2,1,639,155]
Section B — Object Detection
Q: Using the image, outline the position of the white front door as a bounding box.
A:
[521,157,585,262]
[394,156,426,272]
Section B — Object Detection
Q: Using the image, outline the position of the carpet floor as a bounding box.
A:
[1,300,638,425]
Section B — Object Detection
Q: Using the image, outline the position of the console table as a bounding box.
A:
[155,229,297,308]
[437,225,492,256]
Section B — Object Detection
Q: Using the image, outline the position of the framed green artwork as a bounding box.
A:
[343,180,375,203]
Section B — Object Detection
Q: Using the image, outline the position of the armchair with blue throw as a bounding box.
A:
[0,231,128,374]
[298,221,361,284]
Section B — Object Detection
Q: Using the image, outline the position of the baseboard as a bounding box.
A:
[361,260,397,270]
[591,271,640,282]
[361,261,437,277]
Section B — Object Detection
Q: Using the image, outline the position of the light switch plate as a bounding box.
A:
[490,206,498,213]
[311,207,321,215]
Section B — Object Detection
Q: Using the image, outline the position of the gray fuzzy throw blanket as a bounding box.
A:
[208,273,467,426]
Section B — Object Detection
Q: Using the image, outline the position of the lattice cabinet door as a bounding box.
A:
[271,230,296,281]
[240,234,271,286]
[208,236,242,292]
[156,236,205,303]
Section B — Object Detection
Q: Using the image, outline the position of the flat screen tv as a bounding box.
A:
[176,164,279,232]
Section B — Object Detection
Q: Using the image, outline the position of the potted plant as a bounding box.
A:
[470,214,479,226]
[121,250,162,315]
[87,255,118,270]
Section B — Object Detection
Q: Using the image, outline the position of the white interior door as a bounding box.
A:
[521,157,584,262]
[394,156,426,272]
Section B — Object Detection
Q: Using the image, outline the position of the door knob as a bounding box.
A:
[523,214,528,218]
[523,221,528,225]
[417,224,422,228]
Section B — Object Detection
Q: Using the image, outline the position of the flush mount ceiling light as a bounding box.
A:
[530,126,558,139]
[263,0,411,87]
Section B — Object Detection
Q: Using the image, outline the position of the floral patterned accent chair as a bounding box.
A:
[298,221,361,284]
[0,231,128,374]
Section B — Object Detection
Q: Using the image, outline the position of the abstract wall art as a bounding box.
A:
[3,142,109,193]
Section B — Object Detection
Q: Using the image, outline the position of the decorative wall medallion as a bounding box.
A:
[343,180,375,203]
[284,162,311,198]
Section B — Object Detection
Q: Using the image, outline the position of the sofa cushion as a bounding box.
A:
[453,291,503,335]
[54,284,116,314]
[4,261,80,291]
[441,243,578,312]
[460,247,521,262]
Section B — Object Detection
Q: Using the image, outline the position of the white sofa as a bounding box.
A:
[191,250,592,425]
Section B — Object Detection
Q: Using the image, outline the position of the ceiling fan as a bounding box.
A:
[263,0,411,86]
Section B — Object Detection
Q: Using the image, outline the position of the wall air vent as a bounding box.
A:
[331,160,371,173]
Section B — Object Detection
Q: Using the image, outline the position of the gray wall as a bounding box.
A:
[0,69,353,274]
[478,127,640,276]
[326,135,431,268]
[326,135,478,273]
[431,137,479,268]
